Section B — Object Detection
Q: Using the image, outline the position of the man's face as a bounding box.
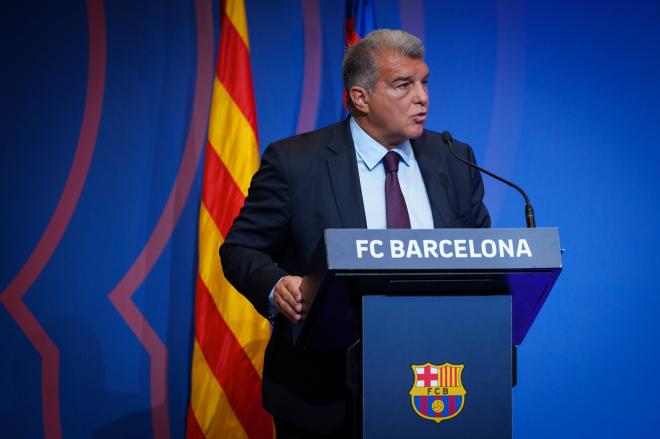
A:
[364,51,429,147]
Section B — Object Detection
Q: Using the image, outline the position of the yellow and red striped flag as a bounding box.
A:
[187,0,273,437]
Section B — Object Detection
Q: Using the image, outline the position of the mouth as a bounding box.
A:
[412,112,427,123]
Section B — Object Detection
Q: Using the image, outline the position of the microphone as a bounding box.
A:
[441,131,536,228]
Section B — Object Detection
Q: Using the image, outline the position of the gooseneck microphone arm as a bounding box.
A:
[441,131,536,228]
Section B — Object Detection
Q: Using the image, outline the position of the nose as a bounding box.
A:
[413,81,429,107]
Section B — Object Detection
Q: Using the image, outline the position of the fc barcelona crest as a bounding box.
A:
[409,362,467,423]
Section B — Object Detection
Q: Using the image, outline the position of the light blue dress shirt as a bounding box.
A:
[350,117,434,229]
[268,118,434,317]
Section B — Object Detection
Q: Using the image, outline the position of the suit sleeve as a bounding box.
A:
[466,145,491,228]
[220,142,291,317]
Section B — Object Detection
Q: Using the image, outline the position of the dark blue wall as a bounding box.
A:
[2,0,659,437]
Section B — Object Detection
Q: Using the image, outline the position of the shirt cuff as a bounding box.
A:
[268,277,284,319]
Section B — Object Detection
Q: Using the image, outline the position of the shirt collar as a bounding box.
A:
[350,117,412,171]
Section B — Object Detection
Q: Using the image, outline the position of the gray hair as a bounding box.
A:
[342,29,425,114]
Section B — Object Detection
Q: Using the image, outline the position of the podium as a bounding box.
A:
[296,228,562,438]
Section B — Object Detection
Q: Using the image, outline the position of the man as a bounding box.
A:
[220,29,490,438]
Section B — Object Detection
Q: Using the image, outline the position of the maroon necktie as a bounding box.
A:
[383,151,411,229]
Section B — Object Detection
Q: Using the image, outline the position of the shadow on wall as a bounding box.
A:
[93,408,155,439]
[51,316,153,438]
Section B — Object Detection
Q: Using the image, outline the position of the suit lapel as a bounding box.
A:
[412,133,458,228]
[326,120,367,228]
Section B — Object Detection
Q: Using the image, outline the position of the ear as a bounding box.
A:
[349,86,370,114]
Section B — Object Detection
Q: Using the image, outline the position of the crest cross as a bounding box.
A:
[418,366,437,386]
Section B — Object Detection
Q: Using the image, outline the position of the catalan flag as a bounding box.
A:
[342,0,376,115]
[345,0,376,46]
[186,1,273,438]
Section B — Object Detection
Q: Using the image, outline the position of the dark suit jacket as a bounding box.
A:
[220,119,490,433]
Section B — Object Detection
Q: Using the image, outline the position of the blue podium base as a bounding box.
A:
[362,295,512,438]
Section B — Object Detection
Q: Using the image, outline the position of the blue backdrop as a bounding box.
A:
[2,0,659,437]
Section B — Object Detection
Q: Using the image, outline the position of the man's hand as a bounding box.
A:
[273,275,303,323]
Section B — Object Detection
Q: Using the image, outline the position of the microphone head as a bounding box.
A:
[441,131,453,145]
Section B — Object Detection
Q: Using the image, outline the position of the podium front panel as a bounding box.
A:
[362,295,512,438]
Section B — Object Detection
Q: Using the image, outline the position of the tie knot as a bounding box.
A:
[383,151,401,173]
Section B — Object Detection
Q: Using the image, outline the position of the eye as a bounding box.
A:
[397,82,411,89]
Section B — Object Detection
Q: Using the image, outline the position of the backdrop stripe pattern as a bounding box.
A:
[187,1,273,438]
